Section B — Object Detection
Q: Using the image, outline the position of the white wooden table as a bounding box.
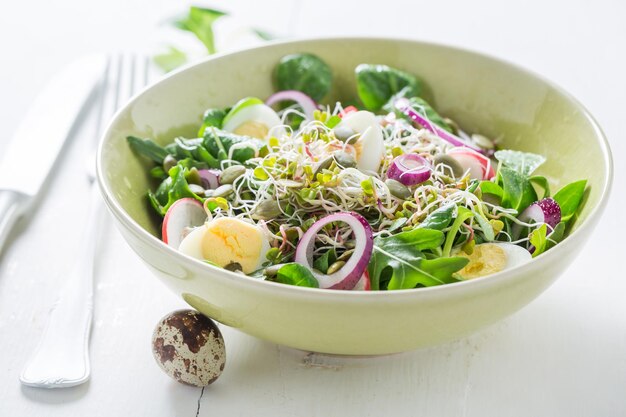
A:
[1,1,625,415]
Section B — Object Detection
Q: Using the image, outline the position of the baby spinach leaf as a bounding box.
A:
[355,64,423,111]
[553,180,587,222]
[418,203,455,230]
[127,136,169,164]
[368,228,467,290]
[148,164,204,216]
[276,263,319,288]
[530,175,551,199]
[494,150,546,176]
[275,53,332,102]
[545,222,566,250]
[198,108,227,136]
[498,166,538,213]
[164,137,220,168]
[174,6,227,54]
[313,248,337,274]
[479,181,504,200]
[203,128,262,165]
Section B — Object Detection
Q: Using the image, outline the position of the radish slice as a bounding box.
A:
[519,198,561,229]
[394,98,486,155]
[447,147,495,180]
[340,105,358,118]
[198,169,220,189]
[353,271,371,291]
[295,212,373,290]
[265,90,318,120]
[162,198,207,249]
[386,154,431,186]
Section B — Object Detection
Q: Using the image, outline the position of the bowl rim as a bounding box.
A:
[96,36,614,300]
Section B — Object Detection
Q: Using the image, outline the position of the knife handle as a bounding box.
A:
[0,190,29,254]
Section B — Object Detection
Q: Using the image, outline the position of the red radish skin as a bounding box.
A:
[295,212,373,290]
[447,148,495,180]
[340,105,358,118]
[162,198,207,249]
[353,271,371,291]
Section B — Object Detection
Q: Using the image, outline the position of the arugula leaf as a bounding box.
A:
[174,6,227,54]
[498,166,538,213]
[553,180,587,222]
[529,224,548,257]
[442,206,475,256]
[355,64,423,111]
[494,150,546,176]
[368,228,467,290]
[275,263,319,288]
[418,203,455,230]
[127,136,169,164]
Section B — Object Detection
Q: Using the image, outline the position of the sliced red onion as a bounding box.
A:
[198,169,220,189]
[162,198,207,249]
[295,212,373,290]
[266,90,318,120]
[386,154,431,186]
[394,98,486,155]
[513,198,562,239]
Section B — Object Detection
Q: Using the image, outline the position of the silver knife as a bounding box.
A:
[0,54,106,254]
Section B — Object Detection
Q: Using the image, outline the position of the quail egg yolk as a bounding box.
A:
[179,217,269,274]
[233,121,269,139]
[456,243,507,279]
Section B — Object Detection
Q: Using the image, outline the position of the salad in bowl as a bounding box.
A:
[127,52,587,292]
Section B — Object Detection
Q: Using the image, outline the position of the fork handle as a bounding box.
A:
[20,183,103,388]
[0,190,29,255]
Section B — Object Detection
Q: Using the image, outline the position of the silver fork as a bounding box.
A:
[20,54,150,388]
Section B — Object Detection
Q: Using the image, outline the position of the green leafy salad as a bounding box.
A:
[127,53,587,291]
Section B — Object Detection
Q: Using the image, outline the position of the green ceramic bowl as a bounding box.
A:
[97,38,612,355]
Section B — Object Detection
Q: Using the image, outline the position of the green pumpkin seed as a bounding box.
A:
[314,156,334,176]
[212,184,234,198]
[385,179,412,200]
[337,249,355,262]
[333,151,357,169]
[220,165,246,184]
[251,200,282,220]
[433,154,464,178]
[188,184,205,195]
[471,134,495,149]
[186,167,202,185]
[326,261,346,274]
[163,154,177,172]
[264,263,285,277]
[332,125,356,142]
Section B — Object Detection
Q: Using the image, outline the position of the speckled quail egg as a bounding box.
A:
[152,309,226,387]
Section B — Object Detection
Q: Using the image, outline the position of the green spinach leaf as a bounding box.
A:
[355,64,423,111]
[418,203,455,230]
[553,180,587,222]
[203,128,262,165]
[530,175,551,199]
[276,263,319,288]
[274,53,332,102]
[198,108,227,136]
[148,164,204,216]
[313,248,337,274]
[529,223,548,257]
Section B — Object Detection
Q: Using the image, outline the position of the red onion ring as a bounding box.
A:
[386,154,431,186]
[266,90,318,120]
[295,212,373,290]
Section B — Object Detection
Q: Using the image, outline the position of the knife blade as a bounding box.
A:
[0,54,106,254]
